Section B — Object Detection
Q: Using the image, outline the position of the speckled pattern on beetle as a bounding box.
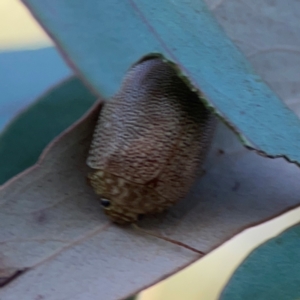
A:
[87,58,216,224]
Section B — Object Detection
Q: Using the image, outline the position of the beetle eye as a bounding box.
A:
[100,198,111,208]
[137,214,144,221]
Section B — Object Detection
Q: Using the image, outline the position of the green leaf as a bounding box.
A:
[220,223,300,300]
[0,76,97,185]
[22,0,300,164]
[0,47,71,130]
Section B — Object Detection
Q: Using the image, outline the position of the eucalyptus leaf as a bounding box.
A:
[0,76,97,184]
[0,47,71,130]
[1,104,300,300]
[205,0,300,107]
[220,223,300,300]
[2,1,300,299]
[22,0,300,164]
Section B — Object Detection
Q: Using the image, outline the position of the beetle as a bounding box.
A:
[87,57,215,224]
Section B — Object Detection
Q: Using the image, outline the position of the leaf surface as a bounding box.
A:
[220,223,300,300]
[21,0,300,164]
[205,3,300,297]
[0,47,71,130]
[0,76,97,184]
[1,105,300,299]
[2,1,300,299]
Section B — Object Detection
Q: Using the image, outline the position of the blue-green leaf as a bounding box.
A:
[22,0,300,164]
[221,223,300,300]
[0,47,71,130]
[0,76,97,185]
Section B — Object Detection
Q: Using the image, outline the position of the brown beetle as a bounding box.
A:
[87,58,215,224]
